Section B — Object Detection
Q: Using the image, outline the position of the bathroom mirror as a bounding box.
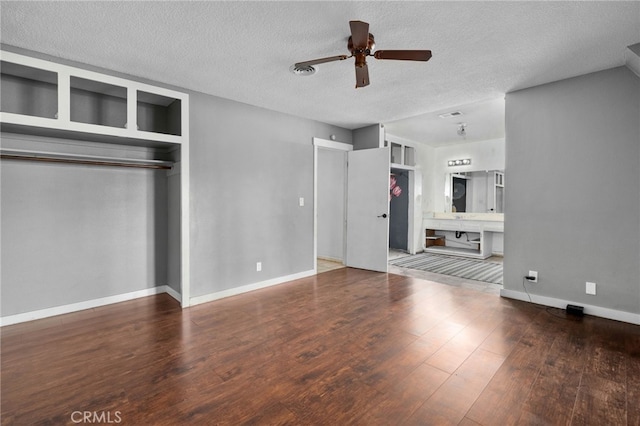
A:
[444,170,504,213]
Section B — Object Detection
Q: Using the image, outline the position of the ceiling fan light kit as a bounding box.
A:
[293,20,432,88]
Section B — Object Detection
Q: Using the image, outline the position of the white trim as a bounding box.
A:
[0,286,178,327]
[164,285,182,303]
[500,289,640,325]
[313,142,318,273]
[190,270,316,306]
[385,133,420,148]
[180,97,190,308]
[312,137,353,151]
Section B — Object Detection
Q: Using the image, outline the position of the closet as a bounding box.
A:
[0,50,190,322]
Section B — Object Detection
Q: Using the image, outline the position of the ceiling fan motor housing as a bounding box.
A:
[348,33,375,67]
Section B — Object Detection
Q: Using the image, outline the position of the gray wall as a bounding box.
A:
[189,92,352,298]
[317,148,346,261]
[1,45,354,316]
[504,66,640,315]
[353,124,383,150]
[1,136,169,316]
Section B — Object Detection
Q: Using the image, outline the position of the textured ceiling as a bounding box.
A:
[1,1,639,145]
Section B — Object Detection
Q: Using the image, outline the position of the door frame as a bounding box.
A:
[388,164,422,255]
[312,137,352,273]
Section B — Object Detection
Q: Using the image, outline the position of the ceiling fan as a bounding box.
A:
[293,20,432,88]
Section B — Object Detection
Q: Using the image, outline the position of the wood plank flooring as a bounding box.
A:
[2,268,639,425]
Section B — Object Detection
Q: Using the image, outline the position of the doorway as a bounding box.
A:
[313,138,390,274]
[389,168,409,252]
[388,167,420,259]
[314,139,349,273]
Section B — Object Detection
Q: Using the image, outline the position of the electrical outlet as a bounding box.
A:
[256,262,262,272]
[527,270,538,283]
[299,197,305,207]
[586,281,596,295]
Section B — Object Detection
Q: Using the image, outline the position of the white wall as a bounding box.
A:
[504,66,640,318]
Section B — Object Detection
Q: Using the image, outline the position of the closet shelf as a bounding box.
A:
[1,50,188,147]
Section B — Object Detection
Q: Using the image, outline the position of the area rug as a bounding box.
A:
[389,252,503,285]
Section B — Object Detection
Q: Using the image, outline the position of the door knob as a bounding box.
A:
[377,213,388,218]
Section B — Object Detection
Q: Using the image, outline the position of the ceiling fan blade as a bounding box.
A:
[355,64,370,88]
[349,20,370,48]
[373,50,432,61]
[294,55,349,68]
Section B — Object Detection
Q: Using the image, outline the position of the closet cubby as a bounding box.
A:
[70,76,127,129]
[137,90,182,136]
[1,61,58,119]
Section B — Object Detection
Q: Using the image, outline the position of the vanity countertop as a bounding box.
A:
[424,213,504,233]
[429,212,504,222]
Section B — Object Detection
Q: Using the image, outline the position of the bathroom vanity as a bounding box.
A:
[423,213,504,259]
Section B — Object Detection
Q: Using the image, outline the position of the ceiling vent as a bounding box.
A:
[289,64,317,76]
[438,111,463,118]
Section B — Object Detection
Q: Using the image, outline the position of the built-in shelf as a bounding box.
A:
[1,61,58,119]
[70,76,128,129]
[137,90,182,136]
[387,138,416,168]
[0,50,188,146]
[426,229,446,247]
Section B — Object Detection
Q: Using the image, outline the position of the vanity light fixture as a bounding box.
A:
[448,158,471,167]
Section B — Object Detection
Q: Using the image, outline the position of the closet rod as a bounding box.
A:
[0,154,172,170]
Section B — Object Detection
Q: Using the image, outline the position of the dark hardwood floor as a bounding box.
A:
[2,268,639,425]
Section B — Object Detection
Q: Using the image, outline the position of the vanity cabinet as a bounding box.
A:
[425,229,446,247]
[424,217,503,259]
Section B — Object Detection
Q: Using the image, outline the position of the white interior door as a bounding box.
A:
[346,147,390,272]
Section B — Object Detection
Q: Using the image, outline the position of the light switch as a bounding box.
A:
[299,197,305,207]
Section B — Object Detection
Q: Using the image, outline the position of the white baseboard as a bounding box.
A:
[2,269,317,326]
[190,269,316,306]
[0,285,180,327]
[500,289,640,325]
[164,285,182,303]
[317,256,344,263]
